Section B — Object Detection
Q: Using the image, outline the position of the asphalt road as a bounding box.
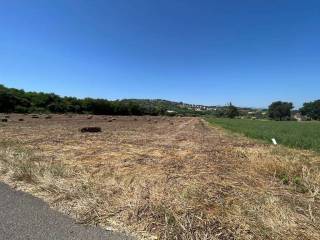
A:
[0,182,134,240]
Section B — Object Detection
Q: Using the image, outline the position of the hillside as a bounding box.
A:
[1,84,257,116]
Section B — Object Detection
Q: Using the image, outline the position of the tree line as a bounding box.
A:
[1,84,319,120]
[204,101,320,121]
[267,101,320,121]
[224,101,320,121]
[0,84,166,115]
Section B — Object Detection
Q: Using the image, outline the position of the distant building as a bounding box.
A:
[293,112,308,122]
[166,110,176,114]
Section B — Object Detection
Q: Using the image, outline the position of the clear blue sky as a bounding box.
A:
[1,0,319,108]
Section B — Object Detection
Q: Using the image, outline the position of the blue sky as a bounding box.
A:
[1,0,319,108]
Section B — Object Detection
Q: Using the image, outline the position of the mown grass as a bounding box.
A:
[1,116,320,239]
[206,118,320,152]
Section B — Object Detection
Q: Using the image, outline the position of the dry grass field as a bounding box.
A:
[0,114,319,239]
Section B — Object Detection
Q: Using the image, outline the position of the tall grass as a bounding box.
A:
[206,118,320,152]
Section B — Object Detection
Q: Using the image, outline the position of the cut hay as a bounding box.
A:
[80,127,102,133]
[0,117,319,240]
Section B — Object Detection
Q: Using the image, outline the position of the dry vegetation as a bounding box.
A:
[0,114,319,239]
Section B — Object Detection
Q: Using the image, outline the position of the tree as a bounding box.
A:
[300,100,320,120]
[127,102,142,115]
[0,89,30,113]
[268,101,293,121]
[82,98,112,115]
[0,92,18,112]
[225,103,239,118]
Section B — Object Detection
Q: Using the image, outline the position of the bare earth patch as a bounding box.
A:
[0,114,319,239]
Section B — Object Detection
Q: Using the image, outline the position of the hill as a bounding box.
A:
[0,84,209,116]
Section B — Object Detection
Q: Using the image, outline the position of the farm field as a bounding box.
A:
[207,118,320,152]
[0,114,319,239]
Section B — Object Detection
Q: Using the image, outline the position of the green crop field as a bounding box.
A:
[206,118,320,152]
